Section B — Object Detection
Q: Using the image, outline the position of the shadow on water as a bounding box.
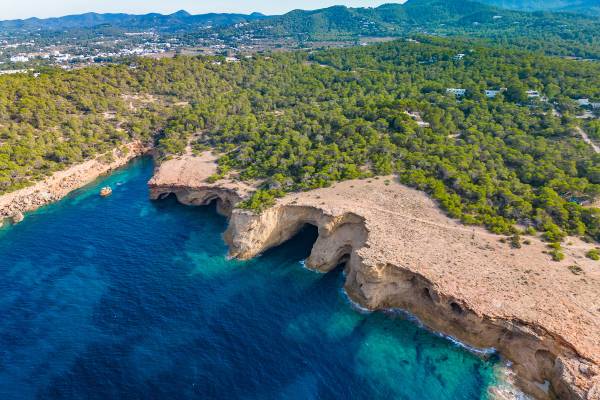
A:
[260,223,320,264]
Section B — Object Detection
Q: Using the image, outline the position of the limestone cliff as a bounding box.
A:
[147,151,254,216]
[149,156,600,400]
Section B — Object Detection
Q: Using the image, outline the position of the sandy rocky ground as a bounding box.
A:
[149,152,600,400]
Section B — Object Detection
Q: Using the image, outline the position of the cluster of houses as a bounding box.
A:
[446,87,543,99]
[577,98,600,109]
[445,87,598,119]
[9,55,29,63]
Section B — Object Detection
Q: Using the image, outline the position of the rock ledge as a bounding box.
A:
[149,156,600,400]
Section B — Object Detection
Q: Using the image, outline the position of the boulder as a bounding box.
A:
[10,211,24,224]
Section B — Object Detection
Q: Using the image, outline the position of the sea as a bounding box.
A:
[0,157,508,399]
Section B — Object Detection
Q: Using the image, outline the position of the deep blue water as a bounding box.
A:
[0,158,500,399]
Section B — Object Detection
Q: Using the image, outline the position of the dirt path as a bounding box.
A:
[576,126,600,153]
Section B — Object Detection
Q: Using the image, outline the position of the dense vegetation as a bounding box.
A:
[3,0,600,71]
[478,0,600,14]
[1,37,599,243]
[0,59,229,191]
[218,0,600,59]
[161,38,600,242]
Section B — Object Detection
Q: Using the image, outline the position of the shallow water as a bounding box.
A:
[0,158,501,399]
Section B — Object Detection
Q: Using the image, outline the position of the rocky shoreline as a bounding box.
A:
[149,153,600,400]
[1,146,598,399]
[0,141,150,226]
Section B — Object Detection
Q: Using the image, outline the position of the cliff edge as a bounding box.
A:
[149,155,600,400]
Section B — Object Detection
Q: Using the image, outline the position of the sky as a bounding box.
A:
[1,1,402,20]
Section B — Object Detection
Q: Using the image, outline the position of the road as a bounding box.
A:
[576,126,600,154]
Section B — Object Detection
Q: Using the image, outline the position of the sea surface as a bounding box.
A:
[0,158,503,399]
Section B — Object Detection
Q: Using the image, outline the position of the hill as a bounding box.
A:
[0,10,267,32]
[558,0,600,14]
[215,0,600,58]
[217,0,505,40]
[477,0,600,14]
[1,0,599,60]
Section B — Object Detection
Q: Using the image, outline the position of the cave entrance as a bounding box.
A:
[262,223,320,263]
[157,192,174,201]
[154,192,221,214]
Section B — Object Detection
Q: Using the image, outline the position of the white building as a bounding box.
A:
[577,98,590,106]
[10,55,29,63]
[446,88,466,97]
[526,90,541,98]
[485,88,506,98]
[0,69,28,75]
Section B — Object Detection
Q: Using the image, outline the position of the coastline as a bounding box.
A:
[0,148,597,399]
[0,141,150,226]
[149,153,600,400]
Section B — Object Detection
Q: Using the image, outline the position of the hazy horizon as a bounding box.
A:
[1,0,404,21]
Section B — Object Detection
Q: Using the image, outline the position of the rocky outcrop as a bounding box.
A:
[148,151,255,216]
[10,211,24,224]
[225,206,367,269]
[220,180,600,400]
[150,185,243,216]
[0,141,149,224]
[149,155,600,400]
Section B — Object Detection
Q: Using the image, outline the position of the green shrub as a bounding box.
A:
[550,250,565,262]
[238,189,284,213]
[510,234,522,249]
[586,249,600,261]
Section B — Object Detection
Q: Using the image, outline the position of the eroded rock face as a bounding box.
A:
[10,211,24,224]
[148,152,255,217]
[225,205,366,266]
[149,185,241,216]
[222,195,600,400]
[149,159,600,400]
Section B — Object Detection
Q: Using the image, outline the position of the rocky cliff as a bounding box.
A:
[148,151,255,216]
[149,155,600,400]
[0,141,149,226]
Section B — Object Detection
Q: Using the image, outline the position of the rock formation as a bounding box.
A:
[232,181,600,400]
[10,211,24,224]
[148,151,255,216]
[149,153,600,400]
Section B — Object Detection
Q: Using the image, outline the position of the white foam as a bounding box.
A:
[339,287,495,356]
[338,287,528,399]
[298,259,323,274]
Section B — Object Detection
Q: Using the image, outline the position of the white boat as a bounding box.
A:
[100,187,113,197]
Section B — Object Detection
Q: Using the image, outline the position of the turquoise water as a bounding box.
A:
[0,158,500,399]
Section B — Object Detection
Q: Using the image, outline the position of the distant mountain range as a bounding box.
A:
[213,0,510,40]
[0,0,599,59]
[0,0,598,34]
[477,0,600,13]
[0,10,267,31]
